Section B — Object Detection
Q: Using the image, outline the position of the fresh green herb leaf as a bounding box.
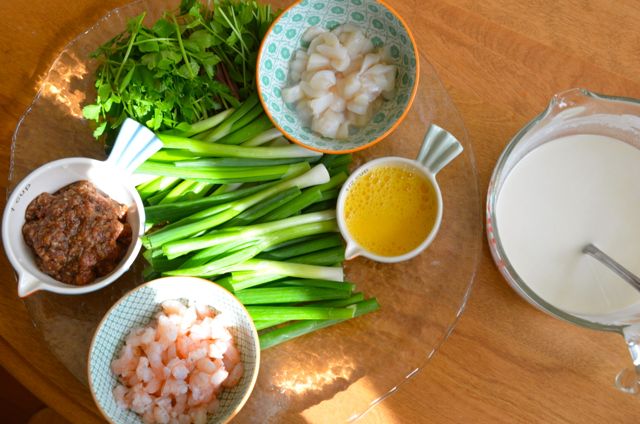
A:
[93,121,107,138]
[189,29,216,49]
[97,82,111,100]
[83,1,277,140]
[152,18,174,37]
[82,104,101,121]
[137,36,159,53]
[118,65,136,92]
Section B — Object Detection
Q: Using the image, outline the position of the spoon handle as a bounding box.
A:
[583,243,640,291]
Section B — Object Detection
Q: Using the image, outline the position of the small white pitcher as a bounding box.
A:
[337,124,463,263]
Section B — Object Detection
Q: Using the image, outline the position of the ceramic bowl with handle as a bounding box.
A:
[2,118,162,296]
[337,124,463,262]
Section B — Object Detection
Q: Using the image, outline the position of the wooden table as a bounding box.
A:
[1,0,640,422]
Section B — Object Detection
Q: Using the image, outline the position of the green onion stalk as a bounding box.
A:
[134,102,379,351]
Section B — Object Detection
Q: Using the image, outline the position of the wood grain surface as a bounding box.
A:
[1,0,640,422]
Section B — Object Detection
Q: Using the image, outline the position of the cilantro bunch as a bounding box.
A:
[83,0,276,141]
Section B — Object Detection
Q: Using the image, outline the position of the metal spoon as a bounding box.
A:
[583,243,640,292]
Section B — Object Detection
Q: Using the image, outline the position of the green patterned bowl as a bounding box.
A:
[257,0,419,153]
[88,277,260,424]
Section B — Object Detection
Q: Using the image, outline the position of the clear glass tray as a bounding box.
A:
[8,1,481,421]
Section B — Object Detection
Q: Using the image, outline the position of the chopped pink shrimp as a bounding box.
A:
[144,378,162,395]
[113,384,129,408]
[210,314,233,340]
[221,342,240,370]
[174,393,187,416]
[224,363,244,388]
[140,327,155,345]
[177,415,191,424]
[136,357,154,383]
[188,371,214,406]
[190,406,207,424]
[195,357,218,374]
[210,367,229,387]
[162,343,177,364]
[125,374,140,387]
[125,327,145,347]
[144,342,164,374]
[110,300,244,423]
[142,410,155,424]
[160,377,188,397]
[194,302,214,319]
[186,346,208,365]
[166,358,189,381]
[188,321,210,341]
[206,398,220,414]
[157,315,178,347]
[208,340,225,359]
[175,335,194,359]
[111,344,136,376]
[152,405,170,424]
[178,306,197,333]
[154,396,172,423]
[129,384,153,415]
[161,300,186,316]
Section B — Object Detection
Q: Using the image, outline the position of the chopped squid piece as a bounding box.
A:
[284,23,397,139]
[299,81,320,98]
[302,25,326,43]
[306,53,331,71]
[308,32,339,53]
[309,92,335,116]
[332,23,361,38]
[282,84,304,103]
[329,96,346,113]
[312,109,343,139]
[316,43,348,61]
[347,92,373,115]
[288,51,307,84]
[296,100,314,123]
[294,49,308,61]
[308,70,337,92]
[341,30,371,59]
[359,53,382,74]
[336,121,350,139]
[336,73,362,100]
[330,54,351,72]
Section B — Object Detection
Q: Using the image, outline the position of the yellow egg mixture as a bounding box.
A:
[344,165,438,257]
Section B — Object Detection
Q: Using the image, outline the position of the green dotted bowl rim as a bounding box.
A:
[257,0,420,154]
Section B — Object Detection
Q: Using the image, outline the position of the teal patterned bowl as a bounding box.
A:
[257,0,419,153]
[88,277,260,424]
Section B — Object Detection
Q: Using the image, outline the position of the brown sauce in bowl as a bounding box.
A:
[22,180,132,285]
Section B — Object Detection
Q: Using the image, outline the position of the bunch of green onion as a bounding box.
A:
[135,94,379,349]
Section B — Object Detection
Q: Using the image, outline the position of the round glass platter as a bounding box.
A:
[8,0,481,422]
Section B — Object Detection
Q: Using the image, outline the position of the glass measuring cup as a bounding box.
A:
[487,88,640,393]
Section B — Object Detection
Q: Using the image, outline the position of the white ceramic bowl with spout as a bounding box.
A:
[2,119,162,296]
[337,124,463,263]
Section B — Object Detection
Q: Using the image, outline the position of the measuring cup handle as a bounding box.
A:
[615,324,640,394]
[416,124,464,175]
[105,118,163,174]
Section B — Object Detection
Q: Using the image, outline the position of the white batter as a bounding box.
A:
[496,134,640,318]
